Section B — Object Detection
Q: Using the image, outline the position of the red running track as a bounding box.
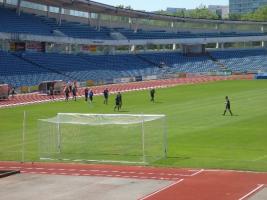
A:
[0,75,253,108]
[0,161,266,200]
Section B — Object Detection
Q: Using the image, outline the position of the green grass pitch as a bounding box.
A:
[0,79,267,171]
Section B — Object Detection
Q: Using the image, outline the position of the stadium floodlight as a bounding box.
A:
[38,113,167,164]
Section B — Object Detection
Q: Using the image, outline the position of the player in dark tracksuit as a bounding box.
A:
[89,90,94,103]
[114,92,122,111]
[150,88,155,102]
[223,96,233,116]
[103,88,109,105]
[64,87,70,101]
[84,88,89,101]
[49,86,54,100]
[72,86,77,101]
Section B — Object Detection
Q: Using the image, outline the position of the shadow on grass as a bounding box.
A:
[115,110,130,113]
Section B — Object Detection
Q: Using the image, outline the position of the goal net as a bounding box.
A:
[38,113,167,164]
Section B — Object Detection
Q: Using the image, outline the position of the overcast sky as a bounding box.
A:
[94,0,229,11]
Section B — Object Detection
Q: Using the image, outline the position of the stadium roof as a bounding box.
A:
[25,0,267,25]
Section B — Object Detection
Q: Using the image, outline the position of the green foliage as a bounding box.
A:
[157,8,219,19]
[229,13,242,20]
[185,8,219,19]
[116,4,133,10]
[230,6,267,21]
[241,6,267,21]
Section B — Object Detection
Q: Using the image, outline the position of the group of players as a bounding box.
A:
[83,87,125,111]
[61,83,232,115]
[63,82,78,101]
[60,84,155,111]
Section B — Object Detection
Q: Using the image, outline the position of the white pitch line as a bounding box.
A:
[253,155,267,162]
[71,173,80,176]
[238,184,265,200]
[139,179,184,200]
[189,169,204,177]
[9,167,20,169]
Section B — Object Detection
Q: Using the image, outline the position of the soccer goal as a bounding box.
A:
[38,113,167,164]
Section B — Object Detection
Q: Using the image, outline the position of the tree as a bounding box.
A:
[241,6,267,21]
[186,8,219,19]
[116,5,133,10]
[229,13,242,20]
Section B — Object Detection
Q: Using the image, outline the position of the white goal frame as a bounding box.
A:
[38,113,167,164]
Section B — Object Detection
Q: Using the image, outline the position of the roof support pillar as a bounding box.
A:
[2,0,7,7]
[58,7,62,25]
[46,5,50,18]
[130,44,136,52]
[171,21,174,32]
[87,12,91,25]
[129,17,132,29]
[97,13,101,31]
[133,19,138,33]
[215,23,219,31]
[16,0,22,16]
[172,43,176,50]
[261,26,265,47]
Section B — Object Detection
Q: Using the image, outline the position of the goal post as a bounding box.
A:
[38,113,167,164]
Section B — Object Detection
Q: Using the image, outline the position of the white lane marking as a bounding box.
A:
[238,184,265,200]
[139,179,184,200]
[189,169,204,176]
[9,167,21,169]
[71,173,80,176]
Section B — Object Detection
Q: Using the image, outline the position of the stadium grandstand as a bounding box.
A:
[0,0,267,89]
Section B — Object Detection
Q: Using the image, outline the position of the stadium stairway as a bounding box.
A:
[109,31,128,40]
[135,54,160,67]
[206,52,229,71]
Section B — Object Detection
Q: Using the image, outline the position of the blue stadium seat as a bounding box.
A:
[210,49,267,72]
